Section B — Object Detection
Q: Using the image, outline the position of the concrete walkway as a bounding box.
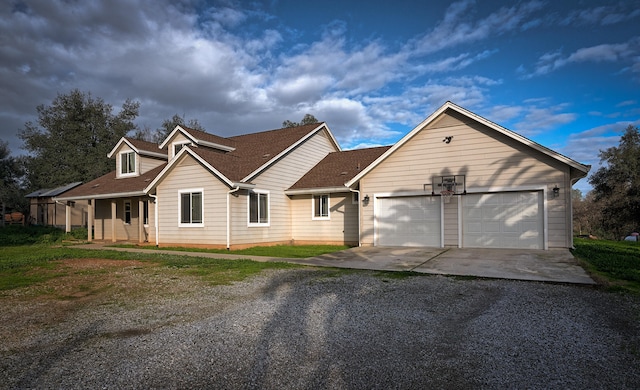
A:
[76,243,596,285]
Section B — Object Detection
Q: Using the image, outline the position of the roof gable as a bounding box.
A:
[145,123,337,191]
[107,137,167,159]
[159,125,236,152]
[346,101,591,187]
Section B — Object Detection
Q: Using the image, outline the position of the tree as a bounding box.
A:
[155,114,205,143]
[19,90,139,189]
[0,141,27,224]
[589,124,640,239]
[282,113,319,128]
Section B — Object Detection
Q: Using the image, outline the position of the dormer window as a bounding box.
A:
[173,141,192,158]
[120,151,136,176]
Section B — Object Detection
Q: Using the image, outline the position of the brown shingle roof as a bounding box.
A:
[189,123,327,182]
[57,164,166,199]
[288,146,391,190]
[180,126,237,149]
[125,138,167,155]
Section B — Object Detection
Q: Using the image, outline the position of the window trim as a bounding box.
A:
[178,188,204,227]
[172,141,192,158]
[248,190,270,227]
[312,194,330,220]
[123,200,132,225]
[119,151,137,177]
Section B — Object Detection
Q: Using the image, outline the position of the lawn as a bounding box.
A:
[0,226,349,292]
[572,237,640,293]
[110,243,350,258]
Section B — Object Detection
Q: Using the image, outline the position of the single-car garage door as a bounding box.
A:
[377,196,441,247]
[463,191,543,249]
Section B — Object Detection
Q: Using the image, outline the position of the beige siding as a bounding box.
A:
[140,156,165,174]
[290,193,359,245]
[231,129,338,246]
[360,110,570,248]
[156,154,228,245]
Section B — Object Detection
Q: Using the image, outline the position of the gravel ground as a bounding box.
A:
[1,267,640,389]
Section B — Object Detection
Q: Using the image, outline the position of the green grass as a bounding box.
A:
[572,238,640,293]
[110,243,350,258]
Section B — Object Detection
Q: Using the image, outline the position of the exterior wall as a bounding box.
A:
[140,156,165,173]
[166,133,191,159]
[92,197,154,242]
[290,193,359,245]
[230,129,338,246]
[29,198,88,228]
[359,110,570,248]
[156,154,228,246]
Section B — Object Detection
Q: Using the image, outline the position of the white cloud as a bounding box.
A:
[526,37,640,77]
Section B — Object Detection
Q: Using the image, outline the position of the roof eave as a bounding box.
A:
[285,186,349,195]
[56,191,146,201]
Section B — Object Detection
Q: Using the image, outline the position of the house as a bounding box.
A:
[56,101,590,250]
[26,182,87,230]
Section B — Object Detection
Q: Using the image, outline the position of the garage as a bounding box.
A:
[462,191,544,249]
[376,196,441,247]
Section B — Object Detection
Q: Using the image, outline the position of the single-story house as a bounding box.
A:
[56,101,590,250]
[26,182,88,230]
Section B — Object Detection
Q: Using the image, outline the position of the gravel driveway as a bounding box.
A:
[2,267,639,389]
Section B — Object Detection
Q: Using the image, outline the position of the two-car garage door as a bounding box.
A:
[376,191,544,249]
[462,192,543,249]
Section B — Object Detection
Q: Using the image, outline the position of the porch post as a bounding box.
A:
[65,202,71,233]
[138,199,144,243]
[111,200,116,243]
[87,199,94,242]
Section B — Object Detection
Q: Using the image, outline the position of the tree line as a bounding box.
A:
[1,89,317,218]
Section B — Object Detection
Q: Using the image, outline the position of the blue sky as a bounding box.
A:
[1,0,639,194]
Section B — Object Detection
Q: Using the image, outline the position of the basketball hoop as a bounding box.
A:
[440,189,454,203]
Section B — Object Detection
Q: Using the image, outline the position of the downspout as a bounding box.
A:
[227,186,241,250]
[348,188,361,247]
[149,194,159,246]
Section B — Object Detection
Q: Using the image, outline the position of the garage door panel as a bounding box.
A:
[463,192,543,249]
[378,196,441,247]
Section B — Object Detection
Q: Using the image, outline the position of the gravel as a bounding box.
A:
[1,268,640,389]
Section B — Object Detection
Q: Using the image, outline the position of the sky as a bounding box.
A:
[1,0,639,194]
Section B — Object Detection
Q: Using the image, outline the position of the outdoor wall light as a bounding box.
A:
[552,186,560,198]
[363,194,370,203]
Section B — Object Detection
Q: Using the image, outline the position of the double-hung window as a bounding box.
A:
[120,151,136,176]
[313,194,330,220]
[179,189,203,226]
[248,190,269,226]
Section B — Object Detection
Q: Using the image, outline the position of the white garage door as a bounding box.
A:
[377,196,441,247]
[463,192,543,249]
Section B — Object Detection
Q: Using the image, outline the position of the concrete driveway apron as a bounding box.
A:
[303,247,595,284]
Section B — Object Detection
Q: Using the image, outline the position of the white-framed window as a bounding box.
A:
[173,141,191,158]
[312,194,330,220]
[179,189,204,227]
[248,190,269,226]
[124,200,132,224]
[120,151,136,176]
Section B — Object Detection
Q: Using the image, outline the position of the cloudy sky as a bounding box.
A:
[1,0,639,193]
